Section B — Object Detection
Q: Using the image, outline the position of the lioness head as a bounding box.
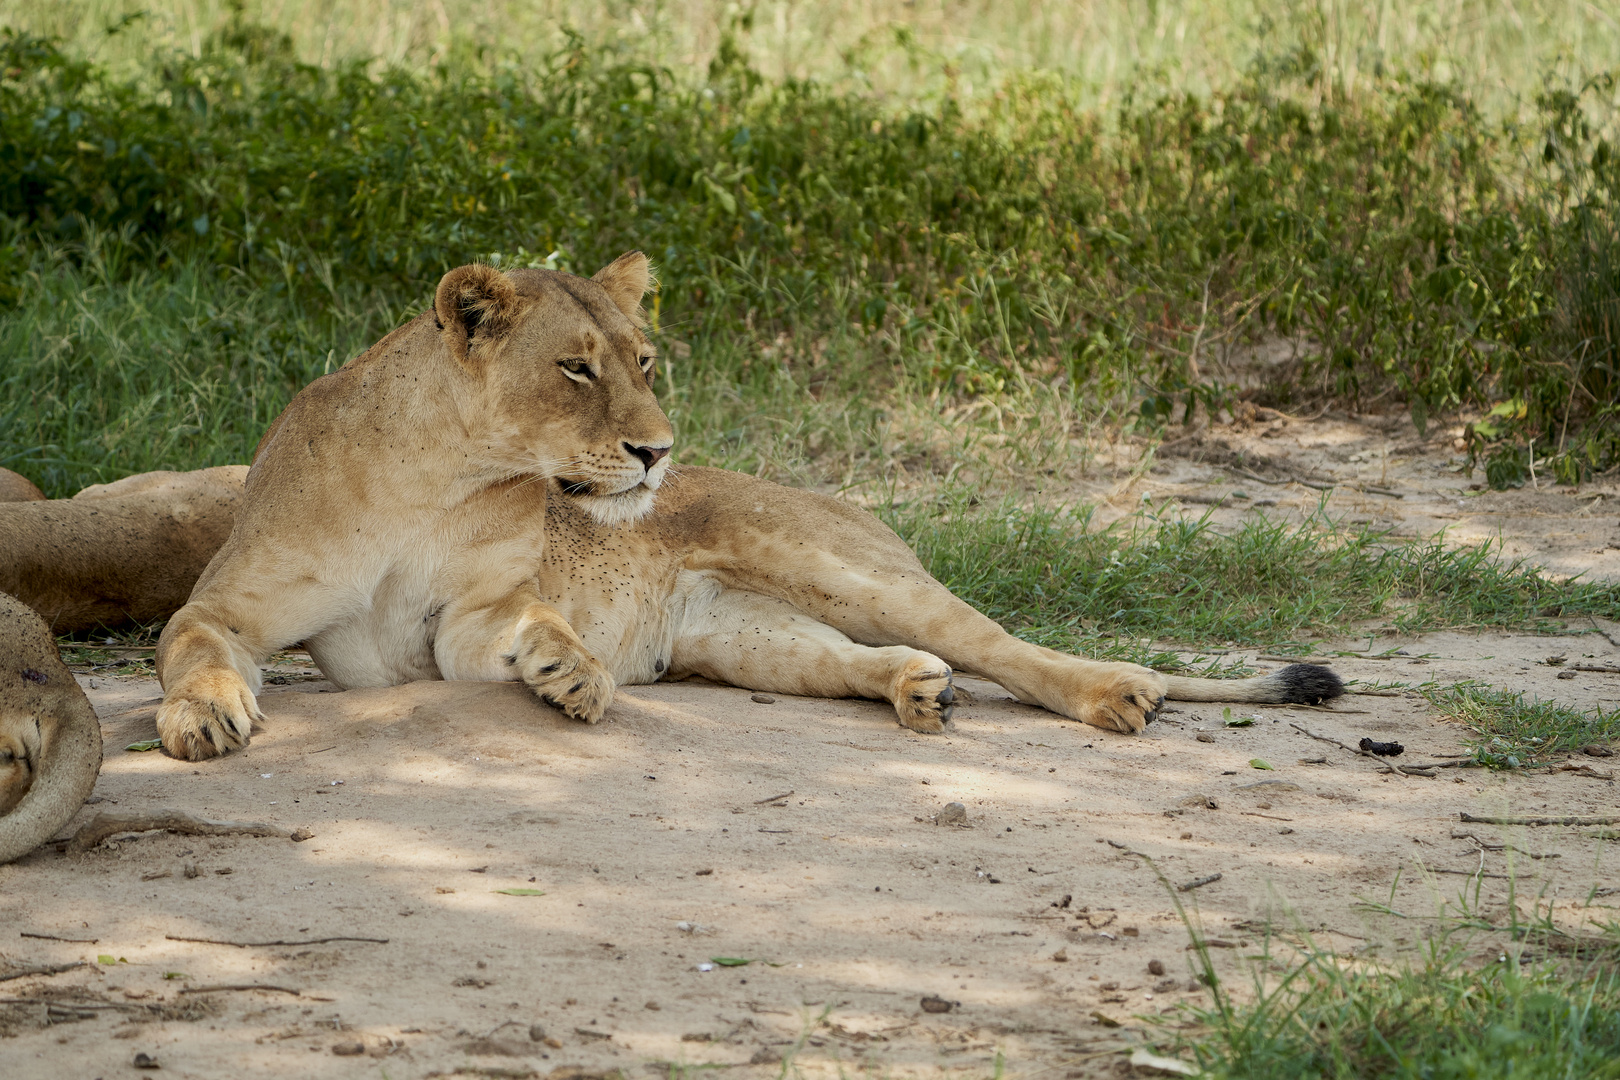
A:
[434,252,674,525]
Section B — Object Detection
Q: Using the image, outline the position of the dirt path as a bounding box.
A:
[3,624,1617,1078]
[1079,408,1620,583]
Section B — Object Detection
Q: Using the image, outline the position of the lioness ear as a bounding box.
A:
[591,251,654,326]
[434,264,518,366]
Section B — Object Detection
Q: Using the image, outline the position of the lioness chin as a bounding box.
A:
[154,254,1340,761]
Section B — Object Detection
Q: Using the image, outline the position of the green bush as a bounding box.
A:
[1,19,1617,492]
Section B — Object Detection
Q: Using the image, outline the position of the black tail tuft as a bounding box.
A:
[1273,663,1344,705]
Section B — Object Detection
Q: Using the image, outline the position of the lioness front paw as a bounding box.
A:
[892,656,955,734]
[514,642,614,723]
[155,669,261,760]
[1075,664,1167,734]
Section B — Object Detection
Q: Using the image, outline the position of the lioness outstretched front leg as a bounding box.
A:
[156,600,292,759]
[434,583,614,722]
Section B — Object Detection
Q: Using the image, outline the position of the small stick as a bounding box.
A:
[0,962,90,983]
[1567,664,1620,674]
[165,934,389,947]
[1429,868,1513,879]
[69,810,288,853]
[1240,812,1294,821]
[19,932,97,944]
[753,790,795,805]
[1290,723,1370,757]
[0,997,137,1010]
[178,983,302,996]
[1177,873,1222,892]
[1459,813,1620,827]
[1451,832,1560,859]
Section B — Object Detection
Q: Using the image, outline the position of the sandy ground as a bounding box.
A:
[4,409,1620,1079]
[2,626,1618,1079]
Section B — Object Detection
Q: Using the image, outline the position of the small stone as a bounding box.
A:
[1148,959,1166,976]
[1121,926,1139,937]
[132,1052,160,1069]
[332,1040,365,1056]
[213,867,234,876]
[920,995,956,1014]
[1179,832,1192,840]
[182,863,200,879]
[644,1001,660,1010]
[1195,733,1215,743]
[1051,948,1068,962]
[936,802,967,826]
[1583,744,1614,757]
[290,827,315,842]
[750,694,776,705]
[1153,978,1181,994]
[529,1023,549,1042]
[1279,827,1295,835]
[1557,670,1577,680]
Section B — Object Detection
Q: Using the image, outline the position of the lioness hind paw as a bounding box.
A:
[894,663,955,735]
[1076,667,1168,734]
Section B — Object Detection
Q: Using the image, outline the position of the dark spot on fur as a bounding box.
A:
[21,668,47,684]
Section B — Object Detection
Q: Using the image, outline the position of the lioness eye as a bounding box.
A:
[640,355,656,385]
[558,358,594,380]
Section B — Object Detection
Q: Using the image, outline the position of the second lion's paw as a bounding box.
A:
[517,645,614,723]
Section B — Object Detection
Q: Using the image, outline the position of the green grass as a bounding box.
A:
[1,9,1619,494]
[881,489,1620,667]
[1427,685,1620,766]
[1178,943,1620,1079]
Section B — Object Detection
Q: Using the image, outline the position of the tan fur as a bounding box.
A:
[0,467,248,633]
[0,592,103,862]
[154,256,673,760]
[0,468,46,503]
[146,256,1335,761]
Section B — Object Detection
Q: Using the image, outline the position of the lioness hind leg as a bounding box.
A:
[666,577,955,733]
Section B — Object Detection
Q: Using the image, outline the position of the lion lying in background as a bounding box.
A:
[146,253,1338,761]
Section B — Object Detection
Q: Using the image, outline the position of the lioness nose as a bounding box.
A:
[627,443,671,470]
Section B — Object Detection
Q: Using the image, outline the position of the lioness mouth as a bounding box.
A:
[560,479,595,497]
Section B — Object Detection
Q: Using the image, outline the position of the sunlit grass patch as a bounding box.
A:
[1427,685,1620,766]
[1174,943,1620,1080]
[881,489,1620,667]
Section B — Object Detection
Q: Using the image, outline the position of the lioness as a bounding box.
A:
[155,254,1339,760]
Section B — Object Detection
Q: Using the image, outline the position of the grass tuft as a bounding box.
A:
[882,489,1620,666]
[1427,685,1620,766]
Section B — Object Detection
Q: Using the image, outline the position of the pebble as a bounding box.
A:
[919,995,956,1014]
[750,694,776,704]
[529,1023,548,1041]
[1052,948,1068,962]
[1195,733,1215,743]
[133,1053,160,1069]
[936,802,968,825]
[332,1040,365,1056]
[1148,959,1166,975]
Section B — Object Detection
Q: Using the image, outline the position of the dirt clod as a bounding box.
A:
[1195,733,1215,743]
[290,827,315,842]
[528,1023,548,1042]
[920,995,956,1013]
[935,802,967,825]
[332,1040,364,1055]
[132,1052,160,1069]
[1148,959,1165,975]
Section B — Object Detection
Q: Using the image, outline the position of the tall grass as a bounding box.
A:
[3,11,1619,495]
